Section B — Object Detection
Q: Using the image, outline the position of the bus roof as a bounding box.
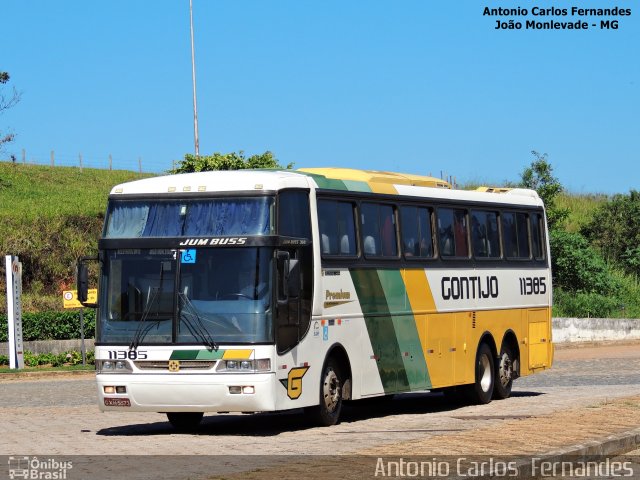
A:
[298,167,451,191]
[109,168,542,207]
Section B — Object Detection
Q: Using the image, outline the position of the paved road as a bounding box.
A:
[1,344,639,479]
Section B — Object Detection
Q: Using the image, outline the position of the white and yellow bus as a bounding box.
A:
[78,167,553,430]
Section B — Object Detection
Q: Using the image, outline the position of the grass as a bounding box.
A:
[0,162,152,219]
[556,192,609,233]
[0,162,156,313]
[0,364,95,374]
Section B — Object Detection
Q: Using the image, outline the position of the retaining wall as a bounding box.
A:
[0,339,94,356]
[552,317,640,343]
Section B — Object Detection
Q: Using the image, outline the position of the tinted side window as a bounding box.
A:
[317,200,357,256]
[438,208,469,258]
[502,212,530,259]
[471,210,500,258]
[400,206,434,258]
[278,191,311,239]
[361,203,398,257]
[531,213,545,260]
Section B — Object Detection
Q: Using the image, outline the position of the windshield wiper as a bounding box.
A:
[178,293,218,351]
[130,261,170,351]
[129,287,162,351]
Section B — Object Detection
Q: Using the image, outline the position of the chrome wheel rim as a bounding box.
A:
[499,353,513,387]
[322,368,341,412]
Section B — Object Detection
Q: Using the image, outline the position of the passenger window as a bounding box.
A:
[502,212,530,259]
[531,213,545,260]
[278,191,311,239]
[317,200,357,256]
[437,208,469,258]
[361,203,398,257]
[400,206,434,258]
[471,210,500,258]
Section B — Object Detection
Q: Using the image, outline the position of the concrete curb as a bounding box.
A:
[510,427,640,478]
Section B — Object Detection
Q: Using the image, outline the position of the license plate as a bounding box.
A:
[104,397,131,407]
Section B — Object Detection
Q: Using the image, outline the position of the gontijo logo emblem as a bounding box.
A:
[279,366,310,400]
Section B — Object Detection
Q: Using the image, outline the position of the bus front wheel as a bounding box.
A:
[306,357,343,426]
[465,343,495,405]
[166,412,204,432]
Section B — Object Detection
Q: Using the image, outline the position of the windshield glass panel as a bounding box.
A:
[104,197,274,238]
[98,248,273,344]
[100,249,176,344]
[177,248,273,343]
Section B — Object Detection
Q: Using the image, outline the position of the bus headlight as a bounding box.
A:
[216,359,271,373]
[97,359,133,374]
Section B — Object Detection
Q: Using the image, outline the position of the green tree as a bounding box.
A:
[550,229,622,318]
[171,150,293,173]
[581,190,640,277]
[0,71,21,153]
[519,151,568,229]
[550,230,619,295]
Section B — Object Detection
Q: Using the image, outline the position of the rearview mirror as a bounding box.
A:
[76,256,99,308]
[77,262,89,302]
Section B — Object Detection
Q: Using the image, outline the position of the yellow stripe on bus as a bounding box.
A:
[222,349,254,359]
[401,268,436,374]
[367,182,398,194]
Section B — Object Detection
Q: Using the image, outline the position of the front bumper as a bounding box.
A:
[97,372,277,412]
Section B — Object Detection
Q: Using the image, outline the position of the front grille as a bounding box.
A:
[134,360,217,371]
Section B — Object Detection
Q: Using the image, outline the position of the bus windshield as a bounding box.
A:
[99,247,274,345]
[104,197,274,238]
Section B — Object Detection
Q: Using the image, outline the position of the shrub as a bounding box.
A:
[582,190,640,277]
[0,350,94,367]
[554,289,622,318]
[550,230,620,295]
[0,310,96,342]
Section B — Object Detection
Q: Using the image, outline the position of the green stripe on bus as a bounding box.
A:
[342,180,372,192]
[376,269,431,390]
[170,350,225,360]
[297,172,349,190]
[350,269,410,393]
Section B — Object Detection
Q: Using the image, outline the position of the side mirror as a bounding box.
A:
[77,256,99,308]
[77,262,89,302]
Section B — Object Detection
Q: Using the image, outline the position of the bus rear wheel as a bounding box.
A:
[166,412,204,432]
[306,357,343,426]
[493,345,514,400]
[465,343,495,405]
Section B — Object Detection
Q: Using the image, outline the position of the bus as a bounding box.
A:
[77,167,553,430]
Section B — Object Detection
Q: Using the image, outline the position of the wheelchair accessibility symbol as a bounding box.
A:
[181,249,197,264]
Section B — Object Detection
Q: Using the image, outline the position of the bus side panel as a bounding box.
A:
[287,267,385,405]
[350,268,431,394]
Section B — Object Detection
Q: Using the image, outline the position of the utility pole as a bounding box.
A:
[189,0,200,156]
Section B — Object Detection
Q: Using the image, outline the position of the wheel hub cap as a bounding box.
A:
[322,369,341,412]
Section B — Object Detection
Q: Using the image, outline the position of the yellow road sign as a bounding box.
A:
[63,289,97,309]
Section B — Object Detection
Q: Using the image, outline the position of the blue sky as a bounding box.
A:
[2,1,638,193]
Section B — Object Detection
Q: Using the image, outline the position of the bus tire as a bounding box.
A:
[465,343,495,405]
[166,412,204,432]
[493,345,514,400]
[307,357,343,426]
